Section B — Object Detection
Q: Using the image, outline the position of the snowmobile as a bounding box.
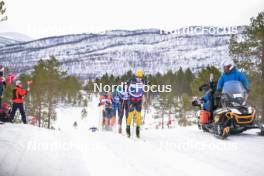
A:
[192,80,264,139]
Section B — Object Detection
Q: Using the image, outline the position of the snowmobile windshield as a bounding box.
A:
[222,81,246,95]
[221,81,247,107]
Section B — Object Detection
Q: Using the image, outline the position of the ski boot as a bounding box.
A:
[126,126,131,138]
[136,126,140,138]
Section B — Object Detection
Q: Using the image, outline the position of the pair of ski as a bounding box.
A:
[123,130,146,142]
[126,135,146,142]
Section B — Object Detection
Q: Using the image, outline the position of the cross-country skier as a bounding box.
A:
[117,83,129,133]
[102,92,115,130]
[98,93,107,128]
[10,80,30,124]
[73,121,78,128]
[111,86,120,127]
[126,69,145,138]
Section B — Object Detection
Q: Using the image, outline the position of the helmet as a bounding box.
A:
[135,69,143,78]
[15,80,22,86]
[221,59,235,72]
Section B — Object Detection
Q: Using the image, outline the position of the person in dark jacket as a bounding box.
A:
[10,80,30,124]
[217,60,249,91]
[0,66,6,109]
[117,84,129,133]
[0,102,11,122]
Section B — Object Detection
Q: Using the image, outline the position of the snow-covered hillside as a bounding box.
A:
[0,123,263,176]
[0,36,20,47]
[0,32,32,42]
[0,27,244,79]
[0,32,32,47]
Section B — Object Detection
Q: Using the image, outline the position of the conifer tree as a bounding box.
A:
[0,0,7,22]
[229,11,264,121]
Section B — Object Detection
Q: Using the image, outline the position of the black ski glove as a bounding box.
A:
[215,90,221,97]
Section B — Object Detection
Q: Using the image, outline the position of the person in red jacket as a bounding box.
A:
[10,80,30,124]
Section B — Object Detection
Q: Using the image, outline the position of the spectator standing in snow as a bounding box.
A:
[0,66,6,109]
[10,80,30,124]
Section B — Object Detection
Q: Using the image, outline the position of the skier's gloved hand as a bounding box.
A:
[215,90,221,97]
[246,89,250,94]
[199,98,204,102]
[192,100,199,107]
[209,88,214,93]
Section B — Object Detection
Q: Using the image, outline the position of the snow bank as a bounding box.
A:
[0,123,264,176]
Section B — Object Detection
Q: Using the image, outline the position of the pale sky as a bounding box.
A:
[0,0,263,39]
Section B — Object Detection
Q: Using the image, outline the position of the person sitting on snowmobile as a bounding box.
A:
[10,80,30,124]
[199,80,218,110]
[126,69,145,138]
[217,60,249,93]
[194,78,219,122]
[117,83,129,133]
[201,91,210,111]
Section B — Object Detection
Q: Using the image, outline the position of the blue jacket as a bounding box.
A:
[127,77,145,99]
[202,91,209,111]
[217,68,248,91]
[111,89,120,110]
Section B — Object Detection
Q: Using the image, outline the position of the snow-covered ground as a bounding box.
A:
[0,121,264,176]
[1,96,264,176]
[0,97,264,176]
